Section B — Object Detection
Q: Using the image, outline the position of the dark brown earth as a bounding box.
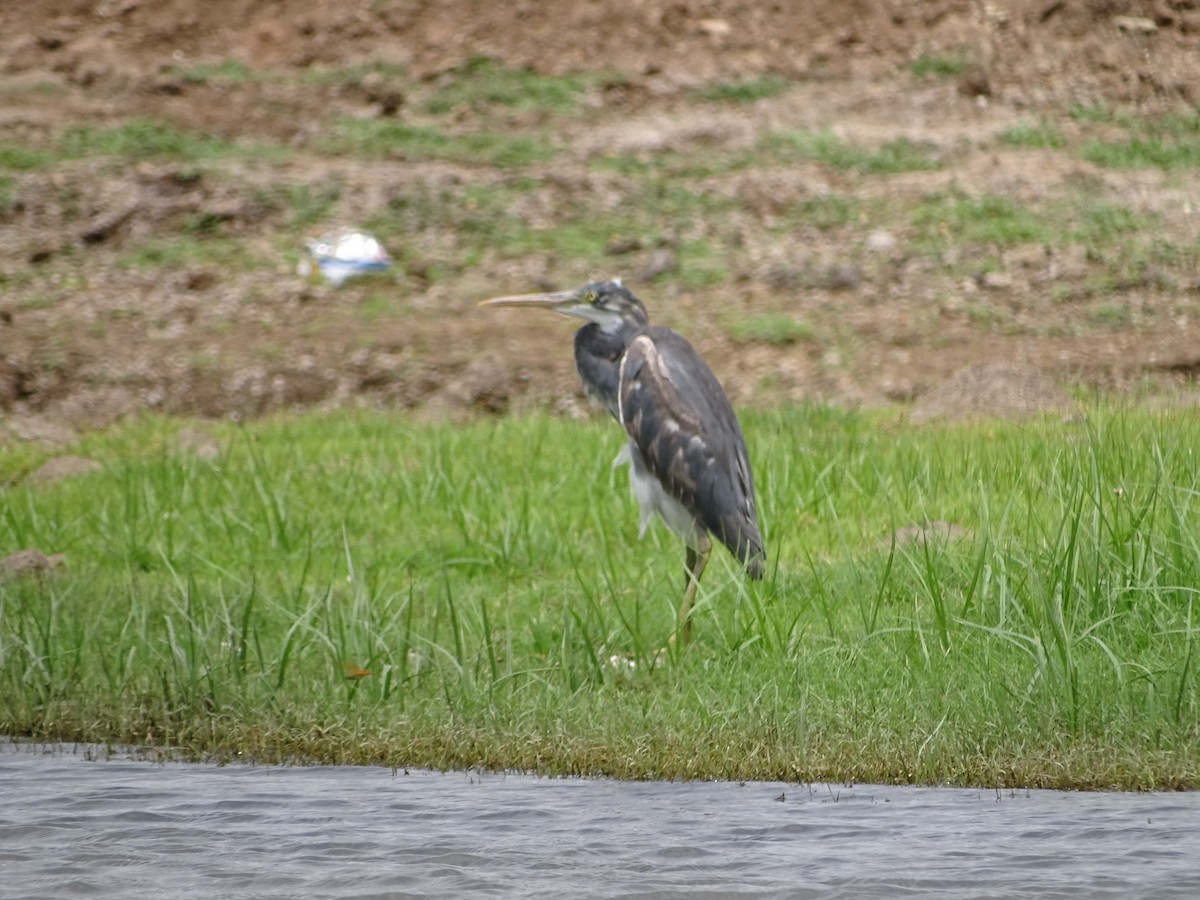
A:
[3,0,1200,438]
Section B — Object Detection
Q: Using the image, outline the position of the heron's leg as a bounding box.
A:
[676,536,711,646]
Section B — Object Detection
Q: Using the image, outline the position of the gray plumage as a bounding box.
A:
[480,279,766,642]
[618,328,764,576]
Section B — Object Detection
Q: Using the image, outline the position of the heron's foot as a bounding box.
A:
[676,542,708,650]
[651,620,691,665]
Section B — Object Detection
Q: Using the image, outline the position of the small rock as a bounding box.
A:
[177,427,221,461]
[438,355,511,415]
[183,270,217,291]
[151,76,185,95]
[360,71,404,116]
[957,68,992,98]
[6,416,78,447]
[881,377,921,402]
[25,455,102,484]
[1005,245,1048,270]
[697,18,731,37]
[48,387,140,431]
[1114,15,1157,34]
[762,264,806,291]
[639,247,677,281]
[822,264,862,292]
[606,237,644,256]
[80,202,139,244]
[979,271,1014,290]
[866,230,897,254]
[2,548,66,577]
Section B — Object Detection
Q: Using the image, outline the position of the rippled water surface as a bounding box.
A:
[3,742,1199,898]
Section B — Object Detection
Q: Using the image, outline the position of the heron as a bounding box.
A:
[480,279,765,644]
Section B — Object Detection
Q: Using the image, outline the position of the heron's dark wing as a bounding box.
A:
[618,327,765,577]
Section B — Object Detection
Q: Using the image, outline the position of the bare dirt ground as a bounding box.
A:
[2,0,1200,437]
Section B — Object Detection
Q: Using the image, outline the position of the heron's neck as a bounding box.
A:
[599,318,626,335]
[574,321,641,419]
[601,316,647,340]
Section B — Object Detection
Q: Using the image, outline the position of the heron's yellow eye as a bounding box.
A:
[584,291,599,305]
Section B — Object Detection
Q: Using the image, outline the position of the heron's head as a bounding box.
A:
[479,279,649,334]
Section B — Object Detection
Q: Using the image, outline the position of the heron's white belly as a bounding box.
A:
[613,442,699,548]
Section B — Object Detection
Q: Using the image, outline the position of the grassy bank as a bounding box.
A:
[2,405,1199,788]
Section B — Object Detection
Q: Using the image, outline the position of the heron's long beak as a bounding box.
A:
[478,290,578,313]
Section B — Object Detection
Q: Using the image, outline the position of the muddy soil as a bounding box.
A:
[2,0,1200,438]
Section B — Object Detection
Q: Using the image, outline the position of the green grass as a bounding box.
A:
[1069,103,1118,124]
[762,131,944,175]
[1069,105,1200,170]
[591,131,942,180]
[2,92,1192,296]
[0,145,55,172]
[118,236,267,271]
[271,181,345,231]
[300,62,408,89]
[1080,137,1200,170]
[1,119,288,172]
[357,293,403,323]
[168,60,262,85]
[695,76,790,104]
[1069,200,1151,244]
[999,121,1067,149]
[912,191,1052,249]
[909,54,968,79]
[1086,301,1133,329]
[726,313,814,346]
[363,176,739,281]
[320,118,557,169]
[673,239,730,288]
[1145,106,1200,139]
[59,119,286,164]
[3,407,1200,788]
[785,194,866,231]
[424,58,588,115]
[908,189,1161,262]
[0,174,15,213]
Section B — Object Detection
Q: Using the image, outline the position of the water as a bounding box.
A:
[2,742,1199,899]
